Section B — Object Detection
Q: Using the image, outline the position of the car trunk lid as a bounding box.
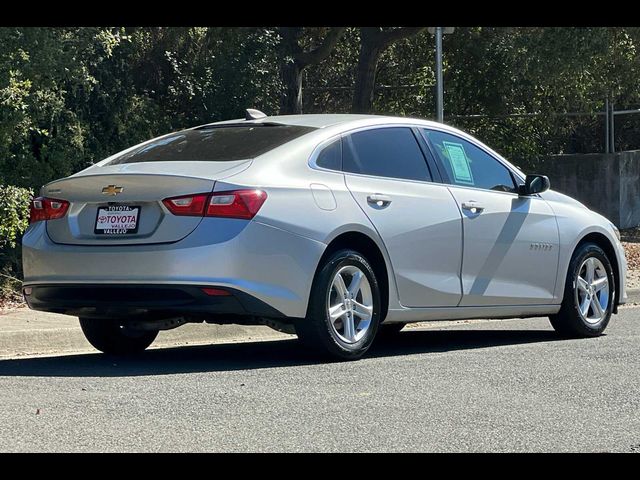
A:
[43,160,250,245]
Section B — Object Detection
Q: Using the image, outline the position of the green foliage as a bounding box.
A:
[0,185,31,248]
[0,185,31,300]
[0,27,283,189]
[306,26,640,164]
[2,26,639,189]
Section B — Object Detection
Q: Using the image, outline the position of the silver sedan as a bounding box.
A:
[21,111,627,359]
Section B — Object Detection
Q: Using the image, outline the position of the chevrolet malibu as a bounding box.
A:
[22,111,627,359]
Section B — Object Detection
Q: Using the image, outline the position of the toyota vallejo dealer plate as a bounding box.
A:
[95,205,140,235]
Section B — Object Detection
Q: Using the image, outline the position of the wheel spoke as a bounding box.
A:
[577,277,589,293]
[329,303,346,321]
[592,276,608,293]
[580,295,591,317]
[585,258,595,283]
[343,314,355,341]
[333,273,348,298]
[347,271,364,298]
[356,318,371,334]
[591,296,605,319]
[352,300,373,319]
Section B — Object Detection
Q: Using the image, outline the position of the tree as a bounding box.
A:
[279,27,345,114]
[351,27,425,114]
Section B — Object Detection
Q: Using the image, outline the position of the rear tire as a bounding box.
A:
[296,249,381,360]
[79,318,158,355]
[549,242,615,338]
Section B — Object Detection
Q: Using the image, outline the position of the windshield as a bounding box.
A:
[106,125,317,165]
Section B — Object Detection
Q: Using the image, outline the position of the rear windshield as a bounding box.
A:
[106,125,317,164]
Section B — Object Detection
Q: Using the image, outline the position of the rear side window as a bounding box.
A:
[106,125,317,165]
[315,139,342,171]
[342,127,431,182]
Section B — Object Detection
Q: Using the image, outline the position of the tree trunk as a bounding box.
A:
[280,60,304,114]
[352,34,381,114]
[279,27,345,115]
[352,27,426,114]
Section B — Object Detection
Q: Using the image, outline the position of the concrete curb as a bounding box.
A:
[625,288,640,305]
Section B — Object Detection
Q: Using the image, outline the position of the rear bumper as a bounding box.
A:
[22,218,326,318]
[23,284,284,321]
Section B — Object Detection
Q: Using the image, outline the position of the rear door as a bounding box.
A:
[342,126,463,307]
[421,128,560,306]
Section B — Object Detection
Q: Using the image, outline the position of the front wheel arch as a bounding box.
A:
[550,241,615,337]
[571,232,620,311]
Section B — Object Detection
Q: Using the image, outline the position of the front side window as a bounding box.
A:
[343,127,432,182]
[421,129,517,193]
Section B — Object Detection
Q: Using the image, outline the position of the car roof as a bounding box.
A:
[208,113,525,182]
[197,113,445,130]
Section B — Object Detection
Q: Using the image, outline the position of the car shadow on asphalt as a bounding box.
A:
[0,328,569,378]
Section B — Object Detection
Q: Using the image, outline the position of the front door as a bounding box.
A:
[421,128,560,306]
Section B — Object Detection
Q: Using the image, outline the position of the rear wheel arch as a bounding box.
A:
[313,231,391,322]
[572,232,620,309]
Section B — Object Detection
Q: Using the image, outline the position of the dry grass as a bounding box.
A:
[623,242,640,270]
[622,242,640,290]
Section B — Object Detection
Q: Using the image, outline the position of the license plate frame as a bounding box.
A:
[94,205,141,235]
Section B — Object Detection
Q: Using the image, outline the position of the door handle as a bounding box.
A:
[367,194,392,207]
[461,201,484,214]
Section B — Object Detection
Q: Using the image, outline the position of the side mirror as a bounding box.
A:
[518,174,550,196]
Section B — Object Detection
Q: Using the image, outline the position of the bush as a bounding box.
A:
[0,185,32,302]
[1,185,31,248]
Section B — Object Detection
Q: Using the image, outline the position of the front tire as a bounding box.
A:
[296,249,381,360]
[79,318,158,355]
[549,242,615,338]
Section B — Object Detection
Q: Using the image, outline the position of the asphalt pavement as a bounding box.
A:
[0,306,638,452]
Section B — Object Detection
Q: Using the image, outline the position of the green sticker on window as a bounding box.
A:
[442,141,474,185]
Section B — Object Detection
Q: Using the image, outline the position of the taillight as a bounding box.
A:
[29,197,70,224]
[162,193,209,216]
[162,190,267,220]
[206,190,267,220]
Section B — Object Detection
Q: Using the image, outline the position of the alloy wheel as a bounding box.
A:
[574,257,610,324]
[327,265,374,344]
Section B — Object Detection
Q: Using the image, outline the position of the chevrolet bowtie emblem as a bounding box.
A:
[102,185,124,196]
